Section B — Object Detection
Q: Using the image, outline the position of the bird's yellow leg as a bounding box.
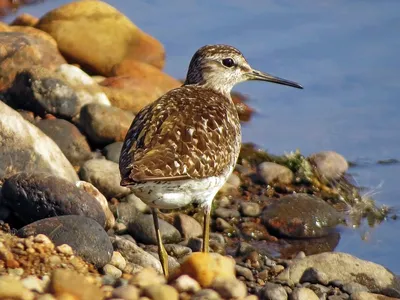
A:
[202,206,211,253]
[152,208,169,278]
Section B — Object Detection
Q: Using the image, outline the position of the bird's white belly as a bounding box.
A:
[128,174,229,210]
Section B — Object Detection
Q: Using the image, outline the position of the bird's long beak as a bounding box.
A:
[248,69,303,89]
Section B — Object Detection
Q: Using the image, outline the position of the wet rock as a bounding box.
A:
[80,103,134,145]
[174,213,203,239]
[0,101,78,182]
[211,277,247,299]
[172,275,201,293]
[261,193,343,238]
[49,269,103,300]
[54,64,111,110]
[291,287,319,300]
[35,119,92,167]
[177,252,236,287]
[216,217,235,233]
[260,282,288,300]
[0,275,34,300]
[308,151,348,180]
[128,213,181,244]
[112,285,140,300]
[75,180,115,230]
[0,32,65,89]
[18,215,113,268]
[2,172,106,226]
[36,1,165,75]
[103,141,123,163]
[112,236,162,273]
[7,68,79,118]
[240,201,261,217]
[258,162,294,185]
[193,289,222,300]
[240,221,271,240]
[142,284,179,300]
[79,158,130,199]
[277,252,400,297]
[214,207,240,219]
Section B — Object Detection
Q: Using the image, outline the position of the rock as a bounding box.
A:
[21,275,45,293]
[2,172,106,227]
[113,200,139,225]
[36,1,165,75]
[49,269,103,300]
[7,68,80,118]
[75,180,115,230]
[291,287,319,300]
[79,158,130,199]
[128,213,181,244]
[18,215,113,268]
[10,13,39,26]
[308,151,348,180]
[0,275,34,300]
[142,284,179,300]
[261,193,344,238]
[235,265,254,281]
[80,103,134,145]
[220,172,241,194]
[109,251,126,271]
[211,277,247,299]
[9,26,57,47]
[102,264,122,278]
[258,162,294,185]
[351,292,399,300]
[342,282,369,295]
[112,285,140,300]
[164,244,192,259]
[277,252,400,297]
[123,193,149,213]
[128,267,166,288]
[103,142,123,163]
[172,275,201,293]
[174,214,203,239]
[35,119,92,167]
[54,64,111,110]
[0,32,65,89]
[0,101,78,182]
[240,201,261,217]
[192,289,222,300]
[260,282,288,300]
[178,252,236,287]
[300,267,329,285]
[112,236,162,273]
[214,207,240,219]
[216,217,235,233]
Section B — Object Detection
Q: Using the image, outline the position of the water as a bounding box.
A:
[5,0,400,273]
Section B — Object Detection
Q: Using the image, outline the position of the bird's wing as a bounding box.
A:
[119,87,240,185]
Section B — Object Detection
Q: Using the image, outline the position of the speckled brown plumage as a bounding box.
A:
[119,85,241,184]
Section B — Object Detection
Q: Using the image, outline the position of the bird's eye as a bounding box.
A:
[222,58,235,68]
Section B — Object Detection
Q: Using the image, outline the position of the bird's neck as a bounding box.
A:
[183,81,232,100]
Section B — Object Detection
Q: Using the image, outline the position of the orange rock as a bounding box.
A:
[10,26,58,47]
[0,21,10,32]
[10,13,39,26]
[176,252,236,287]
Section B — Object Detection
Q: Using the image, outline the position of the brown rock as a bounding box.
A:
[0,21,10,32]
[177,253,236,287]
[174,214,203,239]
[128,267,166,288]
[0,275,34,300]
[10,26,57,47]
[10,13,39,26]
[50,269,103,300]
[36,1,165,75]
[0,32,66,90]
[351,292,399,300]
[142,284,179,300]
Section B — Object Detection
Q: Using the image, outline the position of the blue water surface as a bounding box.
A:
[6,0,400,273]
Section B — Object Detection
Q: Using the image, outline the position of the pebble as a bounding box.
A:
[291,287,319,300]
[56,244,74,256]
[164,244,192,259]
[0,275,34,300]
[216,217,235,232]
[258,161,294,185]
[300,268,329,285]
[236,264,255,281]
[142,284,179,300]
[79,158,131,199]
[172,275,201,293]
[260,282,288,300]
[103,264,123,278]
[103,142,124,163]
[240,201,261,217]
[214,207,240,219]
[308,151,348,180]
[124,193,149,213]
[173,213,203,239]
[211,277,247,299]
[21,275,45,293]
[351,292,398,300]
[110,251,127,270]
[129,268,166,288]
[192,289,222,300]
[342,282,369,294]
[112,285,140,300]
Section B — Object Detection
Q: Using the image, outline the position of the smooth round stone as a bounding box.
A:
[79,103,134,145]
[214,207,240,219]
[240,201,261,217]
[261,193,344,238]
[258,162,294,185]
[123,193,149,213]
[102,264,122,279]
[112,200,139,225]
[291,287,319,300]
[18,215,113,268]
[342,282,369,294]
[211,278,247,299]
[240,222,270,240]
[35,119,92,167]
[112,285,140,300]
[173,214,203,239]
[164,244,192,259]
[2,172,106,227]
[216,217,235,233]
[260,282,288,300]
[0,275,34,300]
[142,284,179,300]
[300,268,329,285]
[192,289,222,300]
[308,151,348,180]
[128,267,166,288]
[79,158,130,199]
[21,275,45,293]
[109,251,126,271]
[172,275,200,293]
[0,101,78,183]
[128,213,181,244]
[102,142,123,163]
[235,265,254,281]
